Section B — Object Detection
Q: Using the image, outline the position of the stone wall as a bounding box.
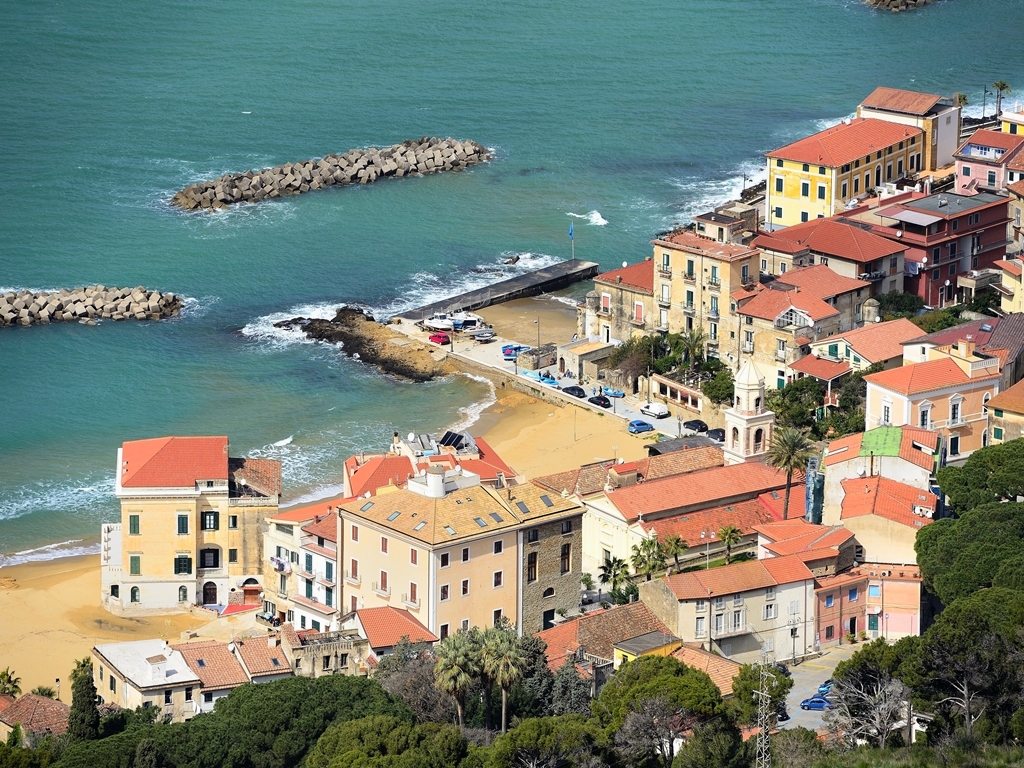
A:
[520,513,584,635]
[171,137,491,211]
[1,286,182,328]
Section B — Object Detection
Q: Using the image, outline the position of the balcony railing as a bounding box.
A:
[742,343,754,353]
[708,278,721,291]
[708,308,720,319]
[711,621,753,640]
[682,303,695,315]
[775,350,788,361]
[683,272,696,283]
[657,296,672,308]
[344,569,361,586]
[401,593,421,609]
[658,265,672,277]
[630,317,646,328]
[372,581,391,598]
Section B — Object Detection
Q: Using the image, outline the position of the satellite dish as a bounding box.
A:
[896,230,903,238]
[622,261,628,268]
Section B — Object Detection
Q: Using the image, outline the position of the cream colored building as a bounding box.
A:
[263,503,323,625]
[581,260,656,343]
[101,436,281,615]
[857,86,961,172]
[93,640,202,722]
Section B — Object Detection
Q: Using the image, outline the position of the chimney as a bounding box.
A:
[424,465,446,499]
[617,275,623,283]
[147,655,167,683]
[268,634,280,648]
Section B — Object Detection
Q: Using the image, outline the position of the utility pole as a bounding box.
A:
[754,654,775,768]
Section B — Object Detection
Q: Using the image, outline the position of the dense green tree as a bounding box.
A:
[481,628,527,733]
[66,658,99,744]
[671,718,747,768]
[701,369,734,405]
[4,727,21,750]
[915,502,1024,605]
[765,427,815,519]
[507,636,555,721]
[913,309,961,333]
[599,557,630,593]
[679,328,706,373]
[0,741,55,768]
[551,659,592,717]
[132,738,158,768]
[631,536,666,581]
[661,535,688,575]
[729,664,792,726]
[877,290,925,319]
[306,715,467,768]
[485,715,604,768]
[935,439,1024,513]
[765,378,823,431]
[832,636,921,690]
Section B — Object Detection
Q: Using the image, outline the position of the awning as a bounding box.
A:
[878,207,943,227]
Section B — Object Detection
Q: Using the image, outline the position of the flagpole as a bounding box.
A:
[569,221,575,261]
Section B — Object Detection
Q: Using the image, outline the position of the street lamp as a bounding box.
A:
[55,678,60,701]
[534,317,541,347]
[701,530,716,569]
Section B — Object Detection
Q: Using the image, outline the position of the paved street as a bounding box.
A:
[780,645,857,731]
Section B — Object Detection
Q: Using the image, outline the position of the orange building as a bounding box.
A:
[815,564,924,647]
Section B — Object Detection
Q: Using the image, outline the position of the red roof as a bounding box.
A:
[822,427,939,473]
[608,463,790,522]
[998,259,1023,276]
[737,286,838,323]
[662,554,814,599]
[594,260,654,294]
[232,636,290,677]
[271,496,349,524]
[956,129,1024,155]
[754,519,854,558]
[754,218,905,264]
[865,357,998,396]
[822,318,923,363]
[301,514,337,543]
[472,437,517,478]
[348,455,415,498]
[534,602,670,672]
[671,645,742,696]
[860,87,944,116]
[638,498,779,543]
[767,118,922,167]
[840,476,936,530]
[790,354,851,381]
[356,606,437,649]
[171,640,249,691]
[775,265,871,298]
[0,694,69,737]
[654,231,759,263]
[121,436,228,488]
[757,486,805,519]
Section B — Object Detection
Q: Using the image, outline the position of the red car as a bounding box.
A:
[428,332,451,345]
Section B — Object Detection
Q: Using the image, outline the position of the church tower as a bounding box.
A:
[722,360,776,465]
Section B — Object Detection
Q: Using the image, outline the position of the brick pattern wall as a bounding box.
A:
[520,514,583,635]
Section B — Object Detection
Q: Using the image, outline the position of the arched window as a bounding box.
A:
[178,586,188,603]
[754,428,764,452]
[731,427,739,449]
[543,587,555,599]
[130,587,140,603]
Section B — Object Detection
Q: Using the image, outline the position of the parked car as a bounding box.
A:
[428,332,451,345]
[772,662,791,677]
[818,680,834,695]
[588,395,612,409]
[800,695,833,711]
[706,428,725,442]
[682,419,708,434]
[639,402,670,418]
[561,385,587,398]
[776,706,791,723]
[628,419,655,434]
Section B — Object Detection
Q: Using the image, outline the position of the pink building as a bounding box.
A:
[815,564,924,646]
[954,129,1024,195]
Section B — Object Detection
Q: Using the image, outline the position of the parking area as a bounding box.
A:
[780,645,857,731]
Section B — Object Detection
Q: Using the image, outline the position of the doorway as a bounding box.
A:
[848,616,857,636]
[203,581,218,605]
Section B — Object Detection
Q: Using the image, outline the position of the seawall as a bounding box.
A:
[1,286,182,327]
[171,137,490,211]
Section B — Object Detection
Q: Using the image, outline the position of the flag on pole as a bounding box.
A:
[568,222,574,240]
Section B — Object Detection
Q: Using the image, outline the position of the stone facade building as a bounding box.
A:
[521,515,584,632]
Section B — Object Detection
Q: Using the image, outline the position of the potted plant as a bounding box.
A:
[844,632,857,645]
[581,573,594,591]
[859,630,868,641]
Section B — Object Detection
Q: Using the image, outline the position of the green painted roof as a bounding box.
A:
[858,426,904,457]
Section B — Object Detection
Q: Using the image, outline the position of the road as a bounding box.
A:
[780,645,857,731]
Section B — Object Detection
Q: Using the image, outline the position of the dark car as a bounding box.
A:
[588,395,612,409]
[561,385,587,398]
[800,695,833,711]
[776,706,791,723]
[428,332,451,345]
[628,419,655,434]
[706,428,725,442]
[682,419,708,434]
[772,662,791,677]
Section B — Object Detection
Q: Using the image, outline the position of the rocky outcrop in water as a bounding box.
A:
[867,0,934,11]
[172,137,491,211]
[0,286,183,328]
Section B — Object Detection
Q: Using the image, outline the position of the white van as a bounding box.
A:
[639,402,670,419]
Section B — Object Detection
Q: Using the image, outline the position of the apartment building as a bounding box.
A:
[816,564,925,647]
[336,466,584,637]
[639,555,817,664]
[1002,107,1024,136]
[1005,181,1024,259]
[263,502,325,625]
[583,260,655,343]
[807,317,922,373]
[92,640,203,722]
[954,129,1024,195]
[857,87,961,171]
[983,377,1024,445]
[692,201,760,246]
[900,314,1024,391]
[765,118,923,229]
[102,436,281,615]
[289,514,340,632]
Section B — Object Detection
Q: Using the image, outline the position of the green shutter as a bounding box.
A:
[305,553,313,573]
[178,515,188,535]
[868,614,879,631]
[129,515,139,535]
[828,344,838,358]
[995,409,1004,418]
[305,579,313,598]
[325,587,333,608]
[994,427,1004,440]
[130,555,140,575]
[212,510,220,531]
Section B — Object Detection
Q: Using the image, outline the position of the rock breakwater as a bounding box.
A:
[274,307,452,382]
[867,0,934,11]
[1,286,183,328]
[172,137,491,211]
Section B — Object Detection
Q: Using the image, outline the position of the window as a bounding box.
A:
[775,176,783,193]
[440,584,450,601]
[868,584,881,598]
[305,578,313,598]
[440,553,450,568]
[766,586,775,601]
[776,159,783,167]
[800,181,809,197]
[800,211,809,223]
[561,520,573,534]
[633,302,644,324]
[841,181,848,198]
[410,548,418,565]
[994,427,1004,440]
[323,655,331,672]
[178,585,188,602]
[202,511,218,531]
[527,552,537,582]
[408,582,417,603]
[802,163,809,172]
[988,170,997,186]
[710,296,719,316]
[201,549,219,569]
[439,623,449,640]
[350,596,357,613]
[129,515,140,535]
[305,553,313,573]
[686,259,695,277]
[825,625,834,640]
[995,409,1004,418]
[174,555,192,575]
[290,551,298,564]
[379,571,388,591]
[110,676,117,694]
[773,206,782,219]
[710,265,719,284]
[164,689,172,705]
[462,547,470,563]
[600,293,610,313]
[228,515,238,529]
[527,528,539,543]
[761,259,767,271]
[351,525,358,541]
[461,579,469,596]
[493,540,503,555]
[709,322,718,341]
[325,587,333,607]
[560,543,571,574]
[780,262,786,273]
[854,177,860,194]
[300,616,306,629]
[110,585,119,598]
[714,596,725,610]
[279,574,287,593]
[325,561,333,582]
[949,263,957,276]
[695,616,706,638]
[493,609,503,626]
[493,571,503,588]
[350,559,358,578]
[952,218,959,231]
[130,555,141,575]
[868,614,879,632]
[882,404,891,424]
[380,536,388,554]
[825,594,834,608]
[932,268,940,281]
[185,687,193,702]
[849,588,858,602]
[764,604,777,620]
[817,184,826,200]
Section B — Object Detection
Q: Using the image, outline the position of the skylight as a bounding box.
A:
[516,501,530,515]
[271,658,281,667]
[539,495,554,508]
[360,501,374,512]
[474,517,488,527]
[197,659,206,667]
[414,521,427,531]
[444,525,457,535]
[489,512,504,523]
[387,511,401,521]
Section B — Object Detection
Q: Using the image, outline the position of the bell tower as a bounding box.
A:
[723,361,776,465]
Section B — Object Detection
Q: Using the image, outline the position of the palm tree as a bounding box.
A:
[0,668,21,697]
[718,525,743,566]
[481,628,526,733]
[599,556,630,592]
[631,536,666,581]
[680,327,706,373]
[993,81,1012,116]
[662,535,688,575]
[31,686,56,699]
[434,632,479,727]
[766,426,816,520]
[954,92,969,108]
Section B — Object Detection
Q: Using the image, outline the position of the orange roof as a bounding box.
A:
[0,694,69,737]
[755,520,854,558]
[348,455,415,497]
[271,497,347,524]
[301,514,337,543]
[654,231,760,263]
[768,118,922,167]
[998,259,1023,276]
[840,475,936,530]
[957,129,1024,155]
[232,636,289,677]
[356,606,437,649]
[865,357,998,396]
[608,463,790,522]
[985,377,1024,415]
[757,485,805,519]
[824,318,923,363]
[534,602,670,671]
[754,218,905,264]
[815,562,923,590]
[594,260,654,294]
[790,354,851,381]
[671,644,742,696]
[738,286,838,323]
[639,498,779,543]
[120,436,228,488]
[822,426,938,473]
[860,86,944,116]
[775,265,871,298]
[472,437,517,478]
[662,554,814,599]
[172,640,249,691]
[632,445,725,481]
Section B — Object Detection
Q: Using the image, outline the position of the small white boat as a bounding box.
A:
[452,311,485,330]
[423,313,455,331]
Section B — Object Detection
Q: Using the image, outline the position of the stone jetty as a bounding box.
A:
[866,0,934,11]
[171,137,491,211]
[0,286,183,328]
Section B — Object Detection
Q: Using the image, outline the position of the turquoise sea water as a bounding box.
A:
[2,0,1022,564]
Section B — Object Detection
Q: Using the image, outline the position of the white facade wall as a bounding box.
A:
[581,497,644,579]
[294,544,339,632]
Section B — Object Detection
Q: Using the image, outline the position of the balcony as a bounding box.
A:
[317,572,336,588]
[268,556,292,574]
[372,581,391,598]
[658,265,672,278]
[711,621,753,640]
[344,569,361,586]
[775,350,788,362]
[707,338,719,347]
[630,317,646,328]
[682,303,695,315]
[401,593,421,609]
[857,270,889,282]
[683,272,696,283]
[707,278,721,292]
[657,296,672,308]
[708,308,720,319]
[291,593,337,617]
[742,343,754,354]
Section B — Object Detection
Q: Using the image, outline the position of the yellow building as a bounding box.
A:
[857,87,961,172]
[612,631,681,669]
[996,257,1024,314]
[1002,107,1024,136]
[337,467,584,637]
[766,118,923,229]
[984,378,1024,446]
[101,436,281,615]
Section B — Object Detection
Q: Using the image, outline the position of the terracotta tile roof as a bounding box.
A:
[997,259,1023,276]
[840,475,937,530]
[232,636,290,677]
[349,455,416,497]
[633,446,725,481]
[301,514,338,543]
[737,286,838,323]
[815,562,923,590]
[653,231,760,263]
[0,695,14,713]
[865,357,999,396]
[0,694,70,737]
[120,436,228,488]
[757,486,805,519]
[229,457,282,497]
[534,602,670,671]
[594,261,654,294]
[663,554,814,599]
[956,129,1024,155]
[789,354,851,381]
[755,520,854,557]
[754,218,905,264]
[984,377,1024,414]
[270,498,341,524]
[1007,164,1024,180]
[904,315,1024,363]
[823,426,938,473]
[356,606,437,649]
[767,118,922,167]
[609,463,790,522]
[469,437,517,478]
[171,640,249,691]
[671,645,742,696]
[774,265,871,298]
[860,86,944,116]
[638,498,779,544]
[824,318,923,363]
[535,460,617,497]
